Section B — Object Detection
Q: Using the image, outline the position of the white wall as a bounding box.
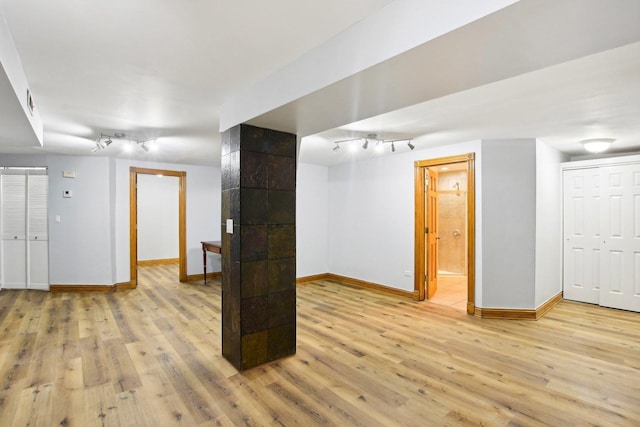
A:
[481,139,537,309]
[535,142,568,307]
[324,138,566,310]
[296,163,329,277]
[48,155,115,284]
[0,154,114,284]
[114,159,220,283]
[184,163,222,275]
[327,140,482,293]
[0,153,220,285]
[137,174,179,261]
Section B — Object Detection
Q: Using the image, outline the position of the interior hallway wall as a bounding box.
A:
[535,142,568,307]
[296,163,329,277]
[481,139,537,309]
[114,159,220,283]
[327,140,482,294]
[0,154,113,285]
[0,154,221,286]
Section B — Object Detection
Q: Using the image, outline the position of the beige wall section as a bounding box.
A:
[437,170,467,275]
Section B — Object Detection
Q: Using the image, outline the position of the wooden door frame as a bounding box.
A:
[129,167,187,288]
[414,153,476,315]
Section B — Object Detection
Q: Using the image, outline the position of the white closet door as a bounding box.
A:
[599,165,640,312]
[1,173,27,289]
[563,169,602,304]
[27,173,49,290]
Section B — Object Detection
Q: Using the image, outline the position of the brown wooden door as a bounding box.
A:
[426,168,438,299]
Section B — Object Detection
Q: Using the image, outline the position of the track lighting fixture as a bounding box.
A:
[331,134,415,156]
[332,133,413,154]
[91,132,158,153]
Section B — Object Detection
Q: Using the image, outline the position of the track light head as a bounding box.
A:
[362,139,369,150]
[333,144,340,152]
[408,141,415,150]
[391,142,395,152]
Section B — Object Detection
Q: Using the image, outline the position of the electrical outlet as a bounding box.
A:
[404,270,412,277]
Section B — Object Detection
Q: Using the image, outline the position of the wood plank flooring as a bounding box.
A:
[0,264,639,426]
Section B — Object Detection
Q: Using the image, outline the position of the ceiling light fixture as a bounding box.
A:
[332,134,413,154]
[580,138,615,153]
[91,132,159,154]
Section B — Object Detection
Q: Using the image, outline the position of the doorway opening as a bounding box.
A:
[414,154,475,314]
[129,167,187,288]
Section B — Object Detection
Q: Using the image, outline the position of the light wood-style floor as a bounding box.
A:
[0,265,639,426]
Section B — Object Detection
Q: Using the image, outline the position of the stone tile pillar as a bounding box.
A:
[220,124,296,371]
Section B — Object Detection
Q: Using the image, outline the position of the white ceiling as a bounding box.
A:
[1,0,639,167]
[0,0,394,164]
[303,41,640,165]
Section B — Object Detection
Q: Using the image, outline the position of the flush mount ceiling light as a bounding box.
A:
[91,132,158,153]
[580,138,615,153]
[332,133,414,154]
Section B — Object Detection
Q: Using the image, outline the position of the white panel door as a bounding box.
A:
[599,165,640,312]
[563,169,602,304]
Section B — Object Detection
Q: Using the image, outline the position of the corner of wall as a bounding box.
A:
[534,141,567,307]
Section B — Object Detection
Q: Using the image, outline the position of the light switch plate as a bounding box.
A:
[226,219,233,234]
[62,170,76,178]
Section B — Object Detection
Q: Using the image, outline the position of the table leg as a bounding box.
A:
[203,245,207,284]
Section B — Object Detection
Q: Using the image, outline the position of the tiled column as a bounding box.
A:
[220,124,296,371]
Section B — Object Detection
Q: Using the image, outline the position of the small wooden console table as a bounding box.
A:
[201,240,221,284]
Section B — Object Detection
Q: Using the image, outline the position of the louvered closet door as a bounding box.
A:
[27,172,49,290]
[1,172,27,288]
[599,165,640,312]
[563,169,602,304]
